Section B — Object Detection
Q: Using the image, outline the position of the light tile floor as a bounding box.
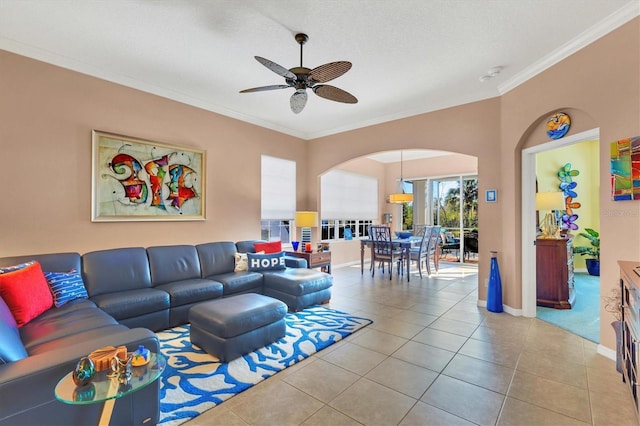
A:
[185,262,638,426]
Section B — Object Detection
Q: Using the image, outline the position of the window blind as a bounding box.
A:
[321,170,378,219]
[261,155,296,220]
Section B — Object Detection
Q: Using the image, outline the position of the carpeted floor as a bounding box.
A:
[536,272,600,343]
[157,306,372,426]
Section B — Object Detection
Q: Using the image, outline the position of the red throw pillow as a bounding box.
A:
[253,241,282,254]
[0,261,53,327]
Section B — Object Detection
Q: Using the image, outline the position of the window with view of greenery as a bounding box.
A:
[433,178,478,232]
[403,176,478,237]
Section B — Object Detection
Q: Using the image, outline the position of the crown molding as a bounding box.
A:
[498,1,640,94]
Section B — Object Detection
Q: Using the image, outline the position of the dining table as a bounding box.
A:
[360,236,421,282]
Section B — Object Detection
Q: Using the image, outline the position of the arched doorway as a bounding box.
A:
[521,128,600,318]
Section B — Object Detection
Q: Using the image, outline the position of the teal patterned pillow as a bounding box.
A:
[247,251,286,272]
[44,270,88,307]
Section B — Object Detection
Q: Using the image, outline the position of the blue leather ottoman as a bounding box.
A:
[189,293,287,362]
[262,268,333,312]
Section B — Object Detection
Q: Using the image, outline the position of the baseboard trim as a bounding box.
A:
[597,344,616,362]
[476,300,522,316]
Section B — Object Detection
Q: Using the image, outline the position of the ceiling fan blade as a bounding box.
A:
[290,90,308,114]
[310,61,352,83]
[312,85,358,104]
[239,84,290,93]
[254,56,296,80]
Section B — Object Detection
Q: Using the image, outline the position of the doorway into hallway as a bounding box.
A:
[521,128,600,341]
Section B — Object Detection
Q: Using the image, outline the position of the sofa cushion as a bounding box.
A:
[19,303,119,352]
[208,271,263,296]
[0,252,82,274]
[90,288,170,322]
[247,252,286,272]
[196,242,237,277]
[147,245,202,285]
[0,295,28,364]
[154,278,223,306]
[235,240,263,253]
[26,324,129,356]
[82,247,152,296]
[0,261,53,327]
[253,241,282,254]
[44,270,89,307]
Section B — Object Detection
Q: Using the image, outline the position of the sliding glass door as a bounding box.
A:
[409,175,478,262]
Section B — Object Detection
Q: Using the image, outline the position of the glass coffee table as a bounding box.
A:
[55,352,166,426]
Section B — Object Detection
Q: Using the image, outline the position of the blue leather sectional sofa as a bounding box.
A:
[0,240,331,426]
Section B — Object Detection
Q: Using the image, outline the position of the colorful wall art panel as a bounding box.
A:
[92,130,205,221]
[610,136,640,201]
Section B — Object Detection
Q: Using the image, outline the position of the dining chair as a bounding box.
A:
[368,225,404,280]
[426,226,440,274]
[409,226,431,278]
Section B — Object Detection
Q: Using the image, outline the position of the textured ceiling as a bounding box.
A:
[1,0,638,141]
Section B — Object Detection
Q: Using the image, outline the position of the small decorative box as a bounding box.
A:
[88,345,127,371]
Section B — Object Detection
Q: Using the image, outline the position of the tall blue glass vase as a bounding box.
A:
[487,251,503,313]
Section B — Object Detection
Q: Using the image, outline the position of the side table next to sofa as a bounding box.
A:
[55,352,166,426]
[285,251,331,274]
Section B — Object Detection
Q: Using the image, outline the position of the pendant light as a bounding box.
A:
[388,151,413,203]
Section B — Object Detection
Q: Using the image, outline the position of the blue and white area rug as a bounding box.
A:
[158,306,372,425]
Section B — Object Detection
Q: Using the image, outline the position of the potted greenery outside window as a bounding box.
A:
[573,228,600,276]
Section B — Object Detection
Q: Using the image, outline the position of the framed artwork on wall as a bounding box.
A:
[486,189,497,202]
[92,130,205,221]
[610,136,640,201]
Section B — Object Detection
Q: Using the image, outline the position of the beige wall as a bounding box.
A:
[501,18,640,350]
[0,50,306,255]
[1,18,638,352]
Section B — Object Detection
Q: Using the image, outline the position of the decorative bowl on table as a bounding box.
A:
[396,231,412,239]
[131,345,150,367]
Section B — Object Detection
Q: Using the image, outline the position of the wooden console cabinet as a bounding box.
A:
[620,260,640,421]
[536,235,575,309]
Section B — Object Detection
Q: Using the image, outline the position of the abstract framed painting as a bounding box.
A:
[92,130,205,221]
[610,136,640,201]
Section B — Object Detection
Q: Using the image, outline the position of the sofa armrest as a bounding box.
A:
[0,328,158,424]
[284,256,308,268]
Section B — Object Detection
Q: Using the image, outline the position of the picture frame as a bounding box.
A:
[485,189,497,203]
[92,130,205,222]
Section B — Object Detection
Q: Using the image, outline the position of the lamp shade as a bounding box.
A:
[295,211,318,227]
[535,192,565,211]
[388,193,414,203]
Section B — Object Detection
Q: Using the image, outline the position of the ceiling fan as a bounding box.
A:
[240,33,358,114]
